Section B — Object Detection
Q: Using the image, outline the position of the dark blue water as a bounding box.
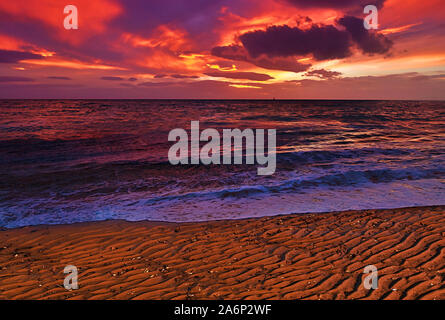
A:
[0,100,444,228]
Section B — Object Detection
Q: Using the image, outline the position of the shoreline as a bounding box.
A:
[0,205,444,300]
[3,204,442,231]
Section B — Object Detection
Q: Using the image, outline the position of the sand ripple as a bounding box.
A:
[0,206,444,300]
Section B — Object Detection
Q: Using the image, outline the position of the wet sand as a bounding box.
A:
[0,206,444,300]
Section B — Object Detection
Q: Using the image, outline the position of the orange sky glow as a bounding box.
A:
[0,0,444,99]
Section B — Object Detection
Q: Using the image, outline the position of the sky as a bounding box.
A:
[0,0,444,99]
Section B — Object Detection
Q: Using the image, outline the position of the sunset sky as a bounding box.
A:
[0,0,444,99]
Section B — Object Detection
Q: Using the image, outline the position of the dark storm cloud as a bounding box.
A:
[0,49,43,63]
[338,16,393,54]
[204,71,274,81]
[230,16,393,62]
[239,24,353,60]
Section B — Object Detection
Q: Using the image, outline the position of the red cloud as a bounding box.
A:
[0,49,43,63]
[0,0,122,44]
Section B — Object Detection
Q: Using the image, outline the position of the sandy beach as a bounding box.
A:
[0,206,443,300]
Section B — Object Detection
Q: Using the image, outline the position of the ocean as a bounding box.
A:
[0,100,443,228]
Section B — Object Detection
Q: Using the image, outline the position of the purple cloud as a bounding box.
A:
[100,76,125,81]
[239,24,352,61]
[232,16,392,61]
[170,74,199,79]
[338,16,393,55]
[204,71,274,81]
[0,49,42,63]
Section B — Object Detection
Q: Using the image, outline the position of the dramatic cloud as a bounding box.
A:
[0,0,443,99]
[338,16,393,54]
[230,16,393,62]
[239,24,352,60]
[0,49,43,63]
[204,71,274,81]
[0,0,122,44]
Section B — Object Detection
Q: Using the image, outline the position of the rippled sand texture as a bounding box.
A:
[0,206,444,300]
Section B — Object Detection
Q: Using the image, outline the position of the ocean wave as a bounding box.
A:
[136,166,444,204]
[1,100,444,227]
